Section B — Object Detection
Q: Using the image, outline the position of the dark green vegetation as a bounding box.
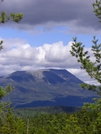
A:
[13,106,80,118]
[1,69,97,107]
[1,102,101,134]
[24,105,101,134]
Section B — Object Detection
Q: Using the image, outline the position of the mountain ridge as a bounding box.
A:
[0,69,97,107]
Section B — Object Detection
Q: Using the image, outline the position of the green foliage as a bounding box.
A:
[0,1,23,100]
[0,11,23,23]
[11,108,101,134]
[13,106,80,119]
[80,98,101,133]
[93,0,101,22]
[0,11,23,50]
[0,87,5,99]
[70,0,101,96]
[70,36,101,95]
[69,0,101,133]
[0,2,23,52]
[0,85,26,134]
[0,40,3,50]
[0,102,26,134]
[0,1,24,133]
[0,85,14,100]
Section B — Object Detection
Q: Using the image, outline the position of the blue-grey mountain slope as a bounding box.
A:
[0,69,97,107]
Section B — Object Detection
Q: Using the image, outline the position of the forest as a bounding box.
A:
[0,100,101,134]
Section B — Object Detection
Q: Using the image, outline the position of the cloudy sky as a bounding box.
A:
[0,0,101,84]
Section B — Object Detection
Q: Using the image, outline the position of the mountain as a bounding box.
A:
[0,69,97,107]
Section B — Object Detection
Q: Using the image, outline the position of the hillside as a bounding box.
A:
[0,69,97,107]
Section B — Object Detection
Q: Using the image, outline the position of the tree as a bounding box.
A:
[0,101,26,134]
[70,1,101,132]
[0,0,23,99]
[70,0,101,96]
[0,0,23,114]
[93,0,101,22]
[0,1,25,133]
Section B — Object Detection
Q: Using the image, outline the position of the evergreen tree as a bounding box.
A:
[93,0,101,22]
[70,0,101,95]
[0,0,23,112]
[0,0,23,99]
[0,1,25,133]
[70,1,101,133]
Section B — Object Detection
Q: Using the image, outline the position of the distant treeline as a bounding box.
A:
[13,106,80,118]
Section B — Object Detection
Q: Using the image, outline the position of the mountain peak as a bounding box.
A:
[28,69,50,79]
[1,69,97,107]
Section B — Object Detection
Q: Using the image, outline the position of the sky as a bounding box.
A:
[0,0,101,84]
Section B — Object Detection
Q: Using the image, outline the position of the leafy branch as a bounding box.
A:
[70,37,101,95]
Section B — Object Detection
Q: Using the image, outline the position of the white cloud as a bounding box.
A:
[0,38,98,84]
[45,41,67,62]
